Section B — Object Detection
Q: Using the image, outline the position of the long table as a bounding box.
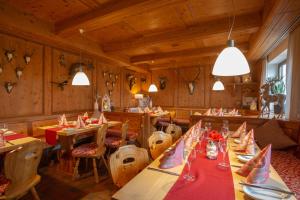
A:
[0,136,40,154]
[113,138,295,200]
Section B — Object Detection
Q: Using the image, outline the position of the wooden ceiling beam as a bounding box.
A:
[55,0,184,35]
[130,43,249,64]
[247,0,300,61]
[102,12,261,52]
[148,57,216,71]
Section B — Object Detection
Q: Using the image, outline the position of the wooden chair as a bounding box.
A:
[109,145,149,187]
[148,131,172,160]
[166,124,182,142]
[0,140,43,200]
[105,121,128,150]
[72,124,108,183]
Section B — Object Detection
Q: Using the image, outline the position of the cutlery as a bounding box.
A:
[6,141,14,145]
[239,182,296,196]
[147,167,180,176]
[236,153,255,156]
[231,164,242,168]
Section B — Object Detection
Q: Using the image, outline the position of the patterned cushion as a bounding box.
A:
[173,118,190,126]
[0,175,10,195]
[158,121,170,127]
[107,129,138,140]
[72,143,98,157]
[105,136,122,148]
[157,118,171,123]
[272,150,300,198]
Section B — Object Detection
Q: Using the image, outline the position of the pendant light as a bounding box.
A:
[148,72,158,92]
[212,0,250,76]
[72,29,90,86]
[212,79,225,91]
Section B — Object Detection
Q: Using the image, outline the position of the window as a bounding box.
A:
[278,60,287,94]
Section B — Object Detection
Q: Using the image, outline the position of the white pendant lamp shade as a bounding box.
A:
[148,83,158,92]
[72,71,90,86]
[212,40,250,76]
[212,80,225,91]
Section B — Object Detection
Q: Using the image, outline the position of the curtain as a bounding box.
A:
[286,25,300,120]
[260,59,267,87]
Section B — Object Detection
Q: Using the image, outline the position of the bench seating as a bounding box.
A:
[272,150,300,197]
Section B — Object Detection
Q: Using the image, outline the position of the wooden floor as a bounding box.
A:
[20,164,118,200]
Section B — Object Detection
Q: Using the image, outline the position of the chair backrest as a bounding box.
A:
[121,120,129,144]
[166,124,182,142]
[109,145,149,187]
[96,124,108,150]
[4,140,43,194]
[148,131,172,159]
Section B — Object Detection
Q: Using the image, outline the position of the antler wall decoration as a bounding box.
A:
[103,71,119,96]
[126,73,137,91]
[179,67,202,95]
[3,49,16,63]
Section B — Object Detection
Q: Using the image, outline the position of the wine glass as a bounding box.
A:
[218,139,229,168]
[0,124,8,133]
[196,133,204,154]
[183,148,196,182]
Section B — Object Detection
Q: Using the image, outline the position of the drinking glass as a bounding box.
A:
[0,123,8,132]
[197,133,204,154]
[204,122,212,132]
[183,149,196,182]
[218,139,229,168]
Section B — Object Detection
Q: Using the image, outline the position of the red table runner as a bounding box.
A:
[4,133,27,141]
[45,127,64,146]
[164,141,235,200]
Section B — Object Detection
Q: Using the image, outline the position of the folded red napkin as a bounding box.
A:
[76,115,86,128]
[236,144,272,184]
[236,129,255,155]
[231,122,246,138]
[98,113,108,125]
[159,139,184,169]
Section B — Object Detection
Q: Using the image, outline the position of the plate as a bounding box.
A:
[237,155,254,163]
[234,139,241,144]
[243,185,292,200]
[3,131,15,136]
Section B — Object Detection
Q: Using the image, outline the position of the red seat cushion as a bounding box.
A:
[272,150,300,198]
[0,175,10,195]
[158,121,170,127]
[105,136,122,148]
[72,143,98,157]
[174,118,190,126]
[157,118,171,123]
[107,129,138,140]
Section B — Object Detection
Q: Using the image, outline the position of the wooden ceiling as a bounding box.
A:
[4,0,300,71]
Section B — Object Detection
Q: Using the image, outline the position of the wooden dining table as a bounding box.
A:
[0,136,40,154]
[113,137,296,200]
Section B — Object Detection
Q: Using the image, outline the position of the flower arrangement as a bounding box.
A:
[208,130,223,142]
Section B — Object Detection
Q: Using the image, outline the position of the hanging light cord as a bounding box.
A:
[227,0,236,40]
[79,29,84,71]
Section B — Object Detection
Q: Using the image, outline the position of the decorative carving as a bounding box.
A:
[159,76,167,90]
[4,82,16,94]
[3,49,15,62]
[51,80,68,91]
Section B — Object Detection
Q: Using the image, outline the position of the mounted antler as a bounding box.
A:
[179,67,201,95]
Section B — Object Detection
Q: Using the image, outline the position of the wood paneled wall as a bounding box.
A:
[0,31,147,134]
[150,65,255,109]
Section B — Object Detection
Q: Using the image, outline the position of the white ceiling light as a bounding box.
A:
[212,40,250,76]
[212,80,225,91]
[212,0,250,77]
[148,72,158,93]
[72,29,90,86]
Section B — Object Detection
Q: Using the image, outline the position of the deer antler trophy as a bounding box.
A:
[179,67,201,95]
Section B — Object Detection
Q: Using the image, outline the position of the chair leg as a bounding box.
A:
[92,158,99,183]
[30,187,40,200]
[72,158,80,180]
[101,155,109,171]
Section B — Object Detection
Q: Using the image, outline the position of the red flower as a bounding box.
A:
[208,130,223,141]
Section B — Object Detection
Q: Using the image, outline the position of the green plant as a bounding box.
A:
[266,77,285,94]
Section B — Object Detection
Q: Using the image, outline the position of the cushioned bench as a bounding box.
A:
[106,128,138,141]
[272,150,300,198]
